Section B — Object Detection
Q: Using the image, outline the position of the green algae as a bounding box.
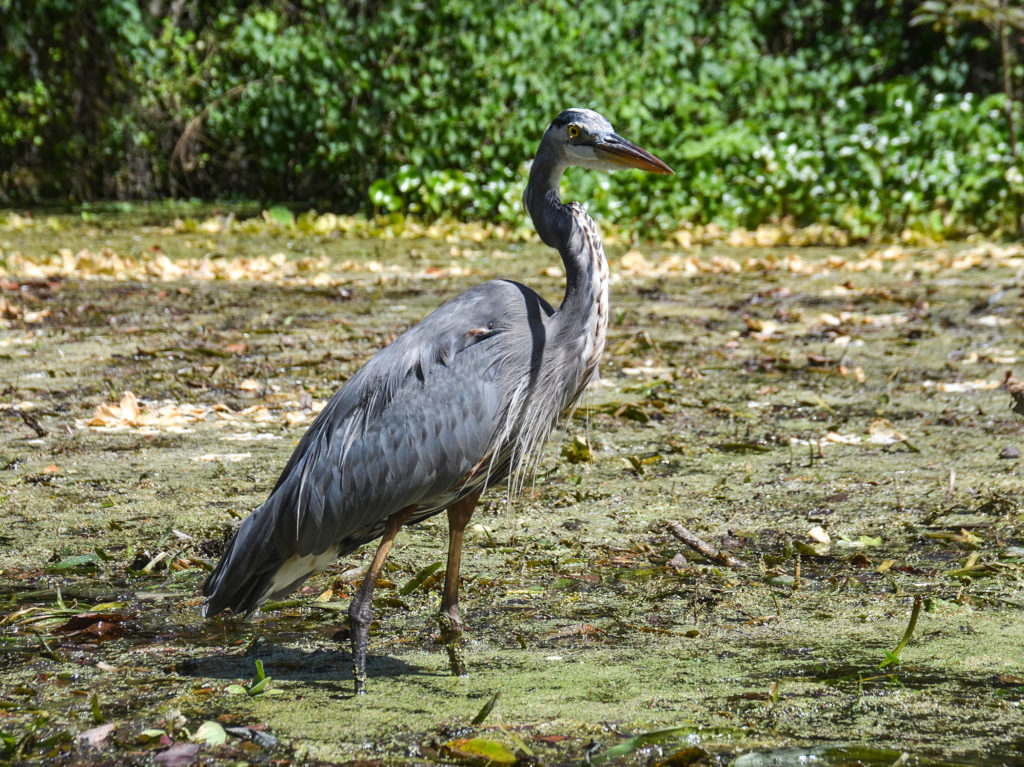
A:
[1,212,1023,764]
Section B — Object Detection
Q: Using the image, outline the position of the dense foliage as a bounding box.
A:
[2,0,1021,236]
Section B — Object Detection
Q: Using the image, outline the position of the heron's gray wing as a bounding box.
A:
[202,280,553,615]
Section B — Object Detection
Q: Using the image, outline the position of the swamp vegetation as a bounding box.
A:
[0,210,1023,765]
[5,1,1024,238]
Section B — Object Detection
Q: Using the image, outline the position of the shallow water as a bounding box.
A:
[1,212,1022,764]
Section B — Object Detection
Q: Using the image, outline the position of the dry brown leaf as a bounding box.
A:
[78,391,322,433]
[620,250,652,274]
[282,411,311,427]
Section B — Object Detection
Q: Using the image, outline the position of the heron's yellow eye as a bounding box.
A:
[567,124,580,140]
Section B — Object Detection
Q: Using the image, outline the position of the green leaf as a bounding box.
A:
[0,731,16,758]
[445,737,517,764]
[470,692,500,725]
[90,694,103,725]
[369,179,401,211]
[878,594,923,669]
[399,561,443,596]
[52,553,101,570]
[591,726,703,764]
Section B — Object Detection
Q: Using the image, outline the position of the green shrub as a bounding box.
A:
[0,0,1019,237]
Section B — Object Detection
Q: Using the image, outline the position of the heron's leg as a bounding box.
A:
[438,491,480,676]
[349,507,413,695]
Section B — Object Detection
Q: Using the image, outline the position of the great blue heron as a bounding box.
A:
[202,108,672,693]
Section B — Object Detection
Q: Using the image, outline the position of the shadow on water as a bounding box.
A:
[178,644,424,684]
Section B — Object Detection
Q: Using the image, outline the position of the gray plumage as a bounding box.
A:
[202,280,557,614]
[201,109,672,683]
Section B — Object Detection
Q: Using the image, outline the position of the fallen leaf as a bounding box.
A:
[620,250,652,274]
[866,419,907,445]
[76,723,115,747]
[849,553,871,567]
[924,379,1001,393]
[192,720,227,747]
[824,431,862,445]
[155,742,201,766]
[591,726,706,765]
[807,525,831,544]
[54,612,129,639]
[839,535,883,549]
[443,737,517,765]
[794,540,826,557]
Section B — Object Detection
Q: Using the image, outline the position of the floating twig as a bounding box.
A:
[2,406,47,437]
[668,522,745,569]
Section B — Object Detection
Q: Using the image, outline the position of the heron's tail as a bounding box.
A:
[201,496,341,617]
[201,503,288,617]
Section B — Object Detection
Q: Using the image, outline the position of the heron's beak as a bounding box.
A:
[594,133,674,175]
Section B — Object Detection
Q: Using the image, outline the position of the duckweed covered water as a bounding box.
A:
[1,212,1022,765]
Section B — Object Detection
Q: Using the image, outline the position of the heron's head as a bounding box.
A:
[544,108,673,176]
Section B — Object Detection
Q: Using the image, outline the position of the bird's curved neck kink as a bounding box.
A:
[524,151,610,392]
[524,151,606,302]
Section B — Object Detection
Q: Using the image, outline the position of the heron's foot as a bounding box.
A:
[349,610,371,695]
[438,610,467,677]
[350,638,368,694]
[352,663,367,695]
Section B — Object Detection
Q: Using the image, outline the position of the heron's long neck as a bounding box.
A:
[524,157,610,399]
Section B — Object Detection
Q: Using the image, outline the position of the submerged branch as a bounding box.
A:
[668,522,745,569]
[2,406,48,437]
